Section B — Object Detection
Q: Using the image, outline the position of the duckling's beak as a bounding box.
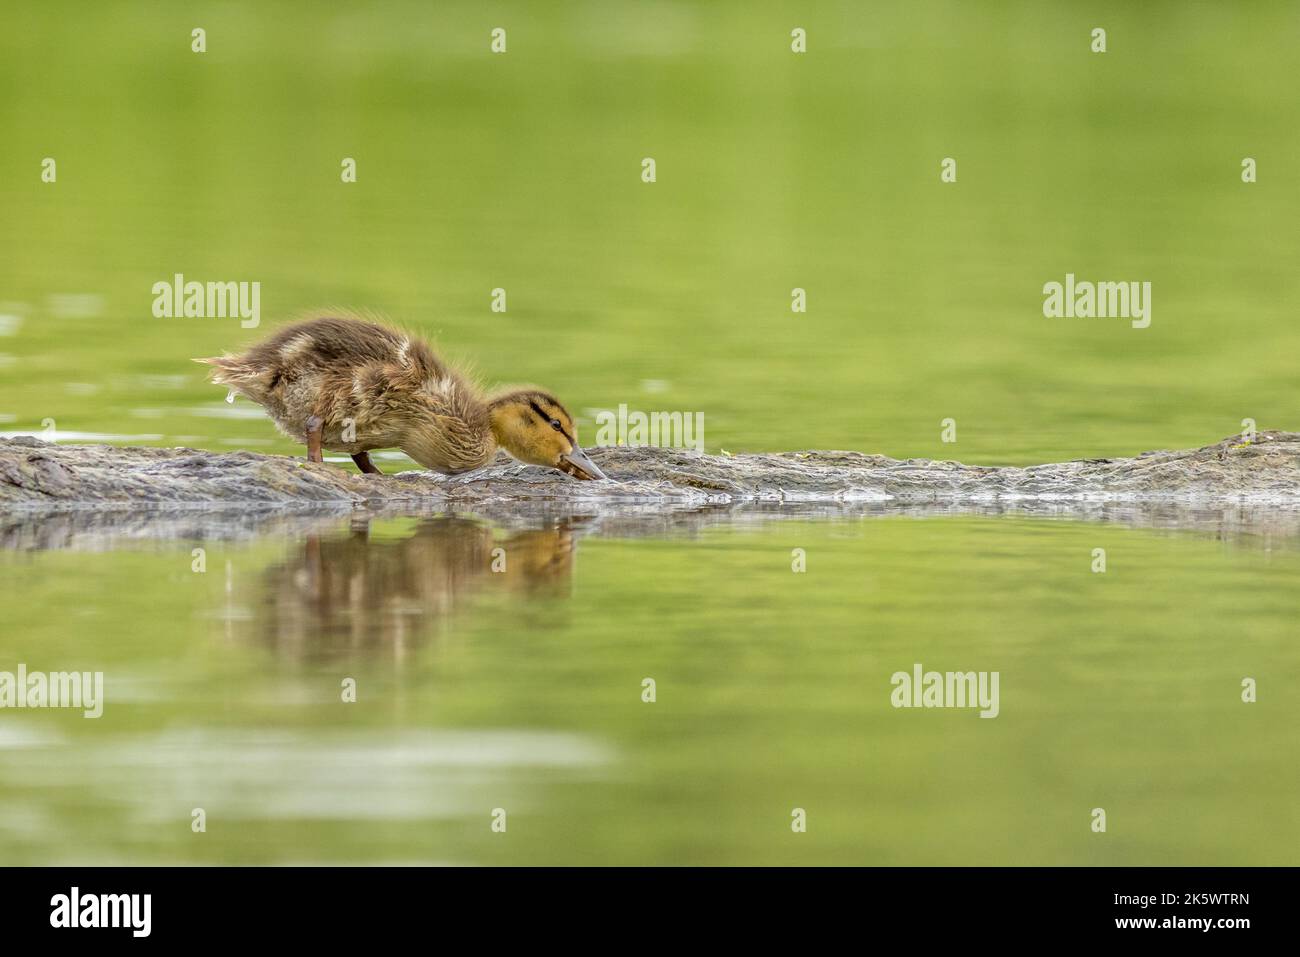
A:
[558,447,607,481]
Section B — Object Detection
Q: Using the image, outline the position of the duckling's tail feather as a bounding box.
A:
[192,356,250,386]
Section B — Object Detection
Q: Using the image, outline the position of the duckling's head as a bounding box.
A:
[488,390,607,480]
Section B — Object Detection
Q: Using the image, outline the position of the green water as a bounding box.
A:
[2,1,1298,460]
[1,1,1298,864]
[1,510,1297,865]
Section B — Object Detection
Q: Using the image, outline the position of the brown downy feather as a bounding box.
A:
[195,316,591,476]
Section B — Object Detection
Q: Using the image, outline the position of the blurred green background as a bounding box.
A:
[2,0,1296,460]
[1,1,1297,866]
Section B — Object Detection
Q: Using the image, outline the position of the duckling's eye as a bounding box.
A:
[549,419,562,431]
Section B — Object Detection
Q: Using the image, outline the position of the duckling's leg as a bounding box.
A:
[351,451,382,475]
[305,415,324,464]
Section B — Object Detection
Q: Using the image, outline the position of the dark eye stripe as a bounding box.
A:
[528,399,574,445]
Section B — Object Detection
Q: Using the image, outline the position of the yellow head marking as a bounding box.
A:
[489,391,577,468]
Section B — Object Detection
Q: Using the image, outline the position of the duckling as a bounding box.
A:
[194,316,607,479]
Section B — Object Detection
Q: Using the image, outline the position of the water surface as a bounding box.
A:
[2,1,1298,462]
[1,506,1295,865]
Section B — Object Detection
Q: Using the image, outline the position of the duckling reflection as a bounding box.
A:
[257,516,578,660]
